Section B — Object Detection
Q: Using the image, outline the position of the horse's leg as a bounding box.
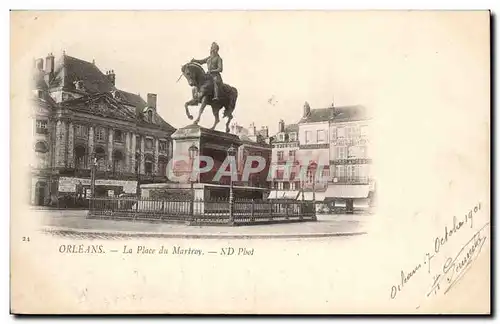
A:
[193,97,208,125]
[184,99,197,120]
[225,111,233,133]
[210,106,221,130]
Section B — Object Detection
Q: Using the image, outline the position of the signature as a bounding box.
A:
[389,202,482,300]
[426,222,489,297]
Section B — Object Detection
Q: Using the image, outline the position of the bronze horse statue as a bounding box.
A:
[181,62,238,133]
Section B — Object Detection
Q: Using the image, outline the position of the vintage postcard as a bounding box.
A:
[10,10,490,314]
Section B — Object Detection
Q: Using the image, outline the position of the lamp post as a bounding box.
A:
[135,153,142,198]
[309,162,318,219]
[227,144,237,224]
[90,153,97,210]
[188,143,199,219]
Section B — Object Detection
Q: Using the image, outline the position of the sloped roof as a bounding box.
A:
[113,89,147,112]
[299,107,333,123]
[332,105,368,122]
[299,105,368,123]
[284,123,299,133]
[49,55,115,93]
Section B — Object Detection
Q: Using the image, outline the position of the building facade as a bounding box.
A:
[30,52,176,206]
[270,120,300,191]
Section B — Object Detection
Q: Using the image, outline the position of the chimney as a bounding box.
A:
[278,119,285,133]
[106,70,116,86]
[147,93,157,110]
[45,53,54,74]
[261,126,269,138]
[303,101,311,118]
[249,122,256,136]
[44,53,55,84]
[35,58,44,71]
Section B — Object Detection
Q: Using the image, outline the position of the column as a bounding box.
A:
[54,120,67,167]
[67,122,74,168]
[125,131,131,172]
[107,128,114,170]
[154,138,159,175]
[131,133,136,173]
[140,136,145,174]
[88,126,94,167]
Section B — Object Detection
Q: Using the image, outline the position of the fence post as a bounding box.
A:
[134,196,138,221]
[251,199,255,222]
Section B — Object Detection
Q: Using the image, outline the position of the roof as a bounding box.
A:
[332,105,368,122]
[49,55,115,94]
[113,89,147,113]
[299,107,333,123]
[299,105,368,124]
[284,123,298,133]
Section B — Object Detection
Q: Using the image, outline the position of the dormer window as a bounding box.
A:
[73,80,85,91]
[289,132,297,141]
[278,133,285,142]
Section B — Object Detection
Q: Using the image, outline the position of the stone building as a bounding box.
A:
[269,119,300,192]
[30,52,176,205]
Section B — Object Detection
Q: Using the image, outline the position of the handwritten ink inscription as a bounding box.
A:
[390,202,488,301]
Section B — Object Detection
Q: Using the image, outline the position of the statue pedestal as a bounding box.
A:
[171,124,241,184]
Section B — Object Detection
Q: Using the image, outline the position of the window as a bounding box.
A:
[158,157,168,176]
[75,124,88,138]
[289,132,297,141]
[278,182,284,190]
[290,182,296,190]
[305,131,312,144]
[113,130,123,142]
[276,170,284,180]
[336,146,347,159]
[277,150,284,161]
[288,150,296,160]
[337,127,346,138]
[360,125,369,137]
[145,138,154,150]
[335,165,346,178]
[145,155,154,174]
[112,151,124,173]
[317,130,326,143]
[322,168,330,180]
[95,127,106,141]
[347,126,359,139]
[330,128,337,141]
[74,146,86,169]
[159,140,168,152]
[148,110,153,122]
[35,120,48,134]
[35,141,48,153]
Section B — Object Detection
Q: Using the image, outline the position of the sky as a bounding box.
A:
[13,11,489,137]
[15,11,399,134]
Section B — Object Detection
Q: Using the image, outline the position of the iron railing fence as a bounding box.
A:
[88,197,316,226]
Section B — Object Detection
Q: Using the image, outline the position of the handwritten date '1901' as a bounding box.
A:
[390,202,486,300]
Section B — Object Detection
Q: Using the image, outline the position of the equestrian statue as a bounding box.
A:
[180,42,238,133]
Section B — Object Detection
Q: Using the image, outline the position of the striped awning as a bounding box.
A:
[296,192,326,201]
[325,184,370,199]
[268,190,300,200]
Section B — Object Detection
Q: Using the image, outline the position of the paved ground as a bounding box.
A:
[35,209,371,239]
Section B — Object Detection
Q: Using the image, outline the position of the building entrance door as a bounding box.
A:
[35,181,47,206]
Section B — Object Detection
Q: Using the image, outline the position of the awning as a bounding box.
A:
[325,184,370,199]
[296,192,325,201]
[268,190,300,200]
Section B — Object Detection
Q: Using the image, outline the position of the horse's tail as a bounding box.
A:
[231,87,238,112]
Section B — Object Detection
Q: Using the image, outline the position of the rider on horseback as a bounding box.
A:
[191,42,223,101]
